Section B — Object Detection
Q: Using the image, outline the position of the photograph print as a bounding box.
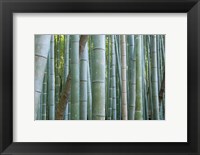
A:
[35,35,165,120]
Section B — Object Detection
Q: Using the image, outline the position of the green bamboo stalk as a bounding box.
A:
[106,36,110,120]
[118,35,121,61]
[42,67,47,120]
[143,56,148,119]
[147,36,153,119]
[55,35,60,108]
[158,36,163,120]
[68,95,71,120]
[144,35,149,120]
[68,36,72,120]
[116,74,120,120]
[55,35,88,120]
[89,36,93,80]
[105,36,108,120]
[159,100,163,120]
[128,35,136,120]
[64,35,70,120]
[159,36,163,86]
[126,39,129,111]
[35,35,51,120]
[144,35,150,120]
[114,35,122,120]
[161,36,165,64]
[151,35,160,120]
[160,35,165,120]
[38,93,42,120]
[111,35,117,120]
[135,35,143,120]
[48,35,55,120]
[57,35,61,65]
[92,35,106,120]
[64,35,70,84]
[108,66,112,120]
[120,35,128,120]
[163,94,165,120]
[87,59,92,120]
[107,36,112,120]
[156,35,161,91]
[46,57,49,120]
[80,43,88,120]
[71,35,80,120]
[64,105,69,120]
[142,36,148,120]
[158,35,165,120]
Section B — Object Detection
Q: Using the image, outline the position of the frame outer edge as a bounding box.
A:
[0,0,3,153]
[1,1,13,154]
[188,1,199,153]
[1,0,200,154]
[198,1,200,154]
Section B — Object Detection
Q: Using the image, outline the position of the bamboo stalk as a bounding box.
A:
[92,35,106,120]
[80,43,88,120]
[71,35,80,120]
[135,35,143,120]
[120,35,128,120]
[128,35,136,120]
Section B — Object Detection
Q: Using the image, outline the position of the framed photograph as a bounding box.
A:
[0,0,199,154]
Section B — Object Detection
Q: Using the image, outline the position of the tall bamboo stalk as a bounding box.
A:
[87,61,92,120]
[107,36,112,120]
[55,35,88,120]
[64,35,70,84]
[64,35,70,120]
[92,35,106,120]
[48,35,55,120]
[42,67,47,120]
[115,35,122,120]
[151,35,160,120]
[68,36,72,120]
[55,35,60,108]
[71,35,80,120]
[80,43,88,120]
[146,36,153,119]
[35,35,51,120]
[128,35,136,120]
[111,35,117,120]
[143,36,148,119]
[135,35,143,120]
[120,35,127,120]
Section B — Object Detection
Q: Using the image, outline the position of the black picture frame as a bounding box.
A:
[0,0,199,154]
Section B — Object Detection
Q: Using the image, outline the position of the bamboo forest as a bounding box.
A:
[35,35,165,120]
